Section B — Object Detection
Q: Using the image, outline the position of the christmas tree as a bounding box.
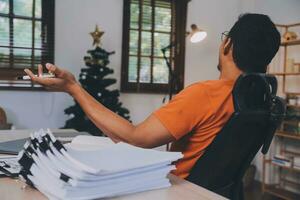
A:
[63,25,130,136]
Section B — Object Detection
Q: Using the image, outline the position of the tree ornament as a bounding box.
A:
[90,25,104,47]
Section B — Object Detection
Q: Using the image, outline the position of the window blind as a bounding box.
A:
[128,0,174,84]
[122,0,189,93]
[0,0,54,81]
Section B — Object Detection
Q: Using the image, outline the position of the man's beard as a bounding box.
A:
[217,64,221,71]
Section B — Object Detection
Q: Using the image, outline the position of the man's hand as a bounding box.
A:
[24,63,79,94]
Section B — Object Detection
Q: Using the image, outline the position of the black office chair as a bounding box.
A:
[186,73,286,200]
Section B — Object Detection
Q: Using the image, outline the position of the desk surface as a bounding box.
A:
[0,129,227,200]
[0,174,227,200]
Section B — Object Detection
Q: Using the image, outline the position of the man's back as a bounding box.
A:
[154,79,235,178]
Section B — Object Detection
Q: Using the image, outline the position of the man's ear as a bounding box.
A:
[223,38,232,55]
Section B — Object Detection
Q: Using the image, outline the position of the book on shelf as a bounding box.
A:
[272,159,292,167]
[294,165,300,170]
[294,157,300,170]
[272,154,292,167]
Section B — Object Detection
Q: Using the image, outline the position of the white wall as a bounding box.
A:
[0,0,241,127]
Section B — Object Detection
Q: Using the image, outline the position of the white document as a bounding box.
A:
[18,130,183,200]
[66,142,182,174]
[66,135,115,151]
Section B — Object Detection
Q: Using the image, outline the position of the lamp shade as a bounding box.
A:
[189,24,207,43]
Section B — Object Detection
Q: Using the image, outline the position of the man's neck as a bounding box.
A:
[219,63,242,81]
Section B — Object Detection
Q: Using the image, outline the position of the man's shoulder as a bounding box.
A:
[185,79,232,90]
[180,79,234,97]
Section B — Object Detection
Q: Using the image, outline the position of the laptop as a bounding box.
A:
[0,131,90,155]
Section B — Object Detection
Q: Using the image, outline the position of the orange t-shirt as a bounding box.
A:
[153,79,235,179]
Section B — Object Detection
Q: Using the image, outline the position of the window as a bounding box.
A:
[0,0,54,90]
[121,0,189,93]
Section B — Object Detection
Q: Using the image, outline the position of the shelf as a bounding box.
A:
[276,23,300,28]
[281,40,300,46]
[269,72,300,76]
[276,131,300,140]
[282,149,300,157]
[287,104,300,109]
[264,185,300,200]
[286,92,300,96]
[282,121,299,125]
[281,178,300,187]
[270,160,300,173]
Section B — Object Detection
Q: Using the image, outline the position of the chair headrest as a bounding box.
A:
[232,73,278,112]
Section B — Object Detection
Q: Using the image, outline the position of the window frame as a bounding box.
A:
[121,0,189,93]
[0,0,55,91]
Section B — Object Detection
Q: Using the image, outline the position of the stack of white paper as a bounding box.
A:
[17,129,182,200]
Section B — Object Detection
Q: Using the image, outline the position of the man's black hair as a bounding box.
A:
[228,13,281,73]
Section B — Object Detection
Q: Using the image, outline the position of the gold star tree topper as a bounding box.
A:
[90,25,104,47]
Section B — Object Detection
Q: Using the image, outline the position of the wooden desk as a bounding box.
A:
[0,130,227,200]
[0,175,227,200]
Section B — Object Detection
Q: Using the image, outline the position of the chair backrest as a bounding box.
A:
[186,73,286,199]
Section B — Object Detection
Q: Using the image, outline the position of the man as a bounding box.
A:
[25,13,281,179]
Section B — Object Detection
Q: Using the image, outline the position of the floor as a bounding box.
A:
[244,181,283,200]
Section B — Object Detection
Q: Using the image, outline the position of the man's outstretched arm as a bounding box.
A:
[25,64,175,148]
